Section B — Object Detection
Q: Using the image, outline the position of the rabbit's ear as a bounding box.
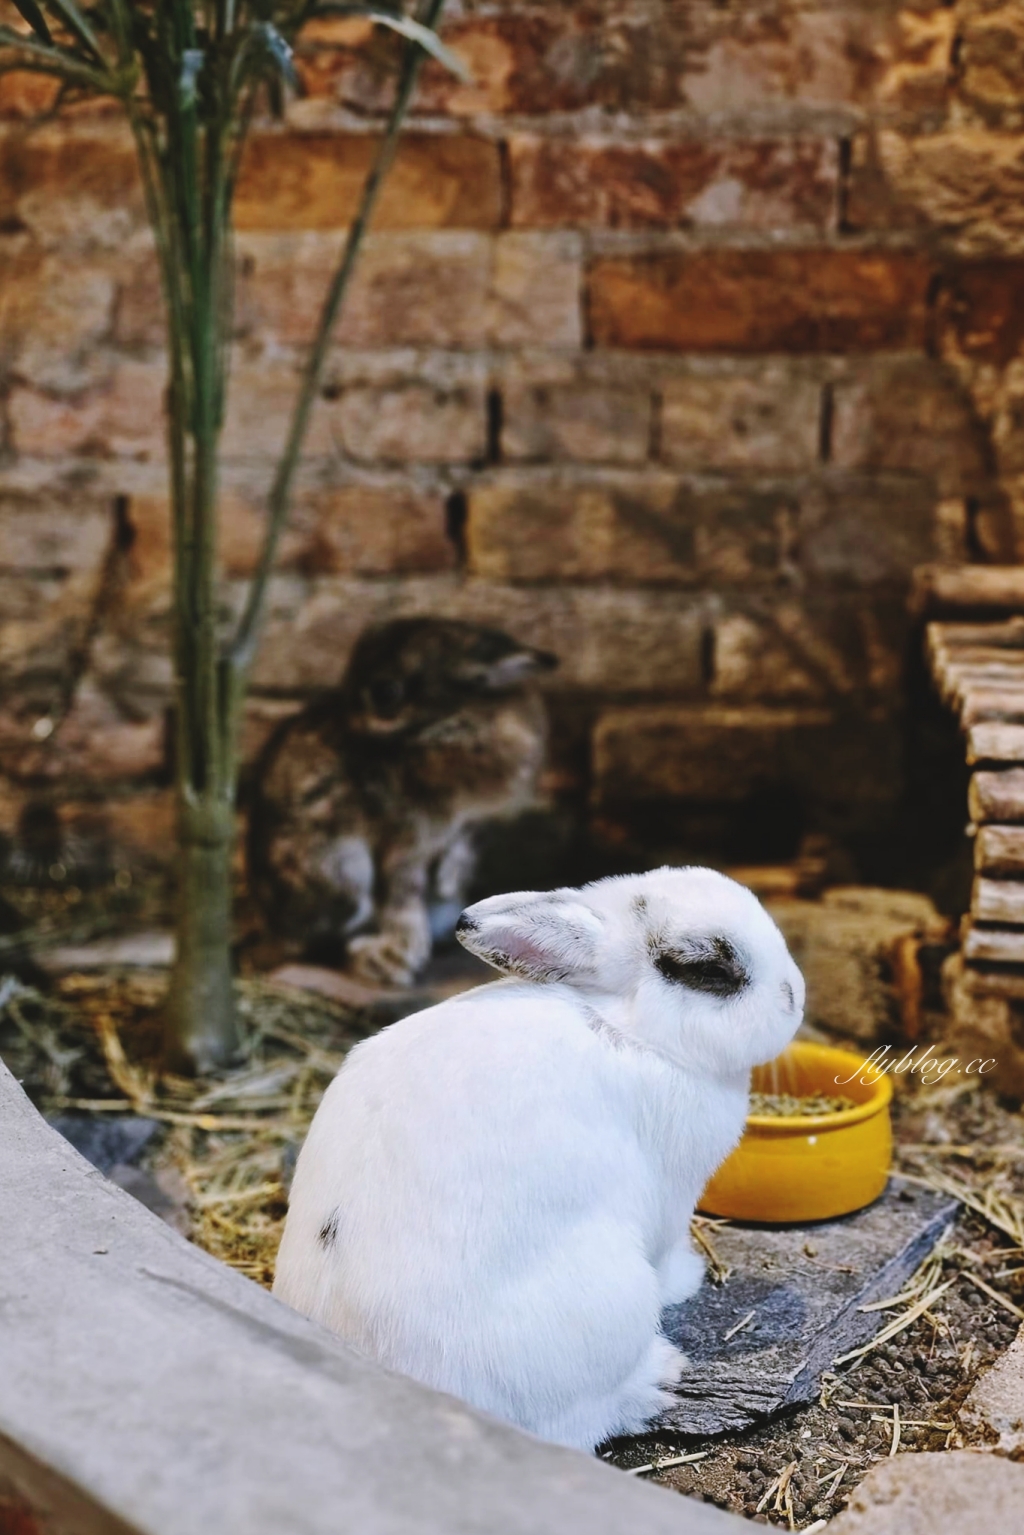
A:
[455,890,603,982]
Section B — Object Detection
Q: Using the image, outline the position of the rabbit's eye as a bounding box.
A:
[655,949,746,998]
[368,678,406,717]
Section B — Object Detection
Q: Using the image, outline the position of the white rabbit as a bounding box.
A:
[272,866,804,1451]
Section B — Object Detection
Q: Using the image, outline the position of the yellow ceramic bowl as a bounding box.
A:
[698,1041,893,1224]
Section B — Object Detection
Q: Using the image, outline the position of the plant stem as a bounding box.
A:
[163,797,237,1073]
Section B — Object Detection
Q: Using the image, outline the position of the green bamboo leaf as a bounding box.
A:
[252,20,299,93]
[0,22,99,78]
[179,46,203,108]
[308,5,472,81]
[10,0,52,45]
[45,0,104,62]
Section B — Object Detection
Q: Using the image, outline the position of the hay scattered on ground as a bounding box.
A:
[0,969,369,1287]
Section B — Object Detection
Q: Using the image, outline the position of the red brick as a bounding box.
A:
[936,262,1024,365]
[0,71,61,119]
[0,126,143,244]
[235,133,502,231]
[588,249,934,354]
[510,136,836,231]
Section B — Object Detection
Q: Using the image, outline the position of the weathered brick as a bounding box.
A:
[798,475,937,584]
[285,484,456,576]
[221,357,334,461]
[251,575,706,693]
[409,4,923,118]
[327,382,487,463]
[2,253,118,392]
[0,569,102,725]
[678,5,920,115]
[239,231,582,350]
[502,383,651,463]
[0,497,110,572]
[958,0,1024,117]
[0,126,144,248]
[30,677,167,782]
[936,262,1024,365]
[708,593,908,702]
[510,135,836,231]
[588,250,933,354]
[489,233,583,348]
[0,70,61,118]
[847,129,1024,255]
[235,132,502,231]
[466,473,797,585]
[659,366,821,472]
[238,230,492,348]
[592,705,836,803]
[121,479,455,588]
[830,357,988,495]
[8,359,167,461]
[870,3,957,113]
[112,250,164,349]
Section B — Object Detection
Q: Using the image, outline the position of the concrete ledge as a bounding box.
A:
[0,1058,742,1535]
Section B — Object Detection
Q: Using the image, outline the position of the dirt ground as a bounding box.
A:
[2,961,1022,1531]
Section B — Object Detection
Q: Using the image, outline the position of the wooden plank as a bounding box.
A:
[962,691,1024,726]
[926,618,1024,651]
[976,825,1024,873]
[963,924,1024,964]
[970,769,1024,822]
[967,723,1024,765]
[972,877,1024,924]
[911,564,1024,617]
[961,964,1024,1000]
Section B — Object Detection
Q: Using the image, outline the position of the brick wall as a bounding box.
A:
[1,0,1021,887]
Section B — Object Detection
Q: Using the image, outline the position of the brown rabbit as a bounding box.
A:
[248,618,557,985]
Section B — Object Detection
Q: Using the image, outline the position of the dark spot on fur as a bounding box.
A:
[318,1211,340,1249]
[632,894,648,916]
[780,979,795,1012]
[455,912,477,934]
[654,935,749,999]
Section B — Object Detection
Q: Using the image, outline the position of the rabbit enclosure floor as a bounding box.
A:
[1,963,1024,1531]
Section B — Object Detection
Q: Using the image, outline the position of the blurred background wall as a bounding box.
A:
[1,0,1022,900]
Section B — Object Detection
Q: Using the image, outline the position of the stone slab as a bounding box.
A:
[660,1177,959,1435]
[0,1057,744,1535]
[958,1326,1024,1452]
[826,1450,1024,1534]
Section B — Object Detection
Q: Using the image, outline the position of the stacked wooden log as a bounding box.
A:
[920,565,1024,990]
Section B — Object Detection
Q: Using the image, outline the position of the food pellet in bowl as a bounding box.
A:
[748,1091,858,1118]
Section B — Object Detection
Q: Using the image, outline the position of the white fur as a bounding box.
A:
[272,866,804,1451]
